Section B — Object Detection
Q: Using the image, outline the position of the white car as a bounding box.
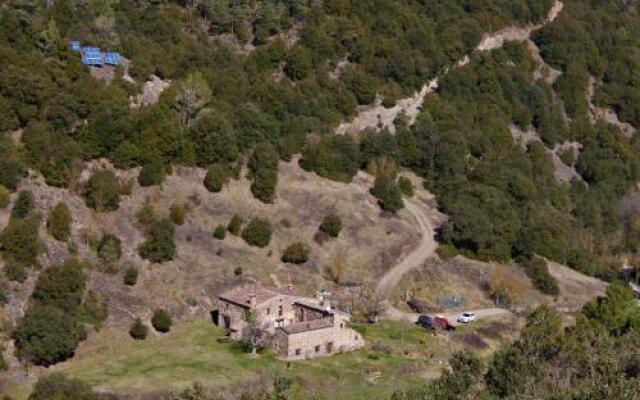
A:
[457,312,476,323]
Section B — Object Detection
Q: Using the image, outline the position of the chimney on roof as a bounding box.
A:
[248,293,257,307]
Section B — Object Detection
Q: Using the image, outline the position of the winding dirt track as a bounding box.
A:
[376,199,436,298]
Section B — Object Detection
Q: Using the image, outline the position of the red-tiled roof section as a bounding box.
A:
[219,284,281,307]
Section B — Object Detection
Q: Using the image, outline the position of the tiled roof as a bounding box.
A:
[219,284,281,308]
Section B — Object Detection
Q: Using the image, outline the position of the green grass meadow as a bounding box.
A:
[5,319,450,399]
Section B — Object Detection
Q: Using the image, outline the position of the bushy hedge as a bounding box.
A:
[242,218,272,248]
[139,219,176,263]
[204,163,228,193]
[12,190,34,219]
[138,160,166,187]
[97,234,122,267]
[124,267,138,286]
[371,174,404,212]
[320,214,342,238]
[12,304,83,366]
[213,225,227,240]
[0,214,43,267]
[281,242,310,264]
[521,257,560,297]
[29,373,98,400]
[47,202,72,242]
[227,214,243,236]
[85,171,120,212]
[129,318,149,340]
[151,309,172,333]
[0,184,10,209]
[249,143,279,203]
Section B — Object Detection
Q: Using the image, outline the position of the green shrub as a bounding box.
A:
[124,267,138,286]
[47,202,72,241]
[248,143,279,203]
[213,224,227,240]
[151,309,172,333]
[284,46,314,80]
[31,259,86,314]
[129,318,149,340]
[136,199,157,226]
[4,259,27,283]
[398,176,414,197]
[12,190,34,219]
[85,171,120,212]
[242,217,272,248]
[281,242,310,264]
[559,148,576,166]
[320,214,342,238]
[521,257,560,297]
[300,136,360,183]
[78,290,108,327]
[0,185,10,209]
[227,214,243,236]
[97,234,122,267]
[28,373,98,400]
[0,214,43,267]
[371,174,404,212]
[170,202,186,225]
[139,219,176,263]
[204,163,228,193]
[12,305,82,366]
[0,344,5,371]
[436,245,459,260]
[138,160,166,187]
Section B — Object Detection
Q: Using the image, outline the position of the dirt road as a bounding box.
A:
[374,198,512,324]
[376,198,438,297]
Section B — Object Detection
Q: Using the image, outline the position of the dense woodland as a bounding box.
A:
[1,0,640,398]
[1,0,638,278]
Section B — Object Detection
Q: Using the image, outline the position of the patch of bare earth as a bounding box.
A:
[510,124,583,184]
[130,75,171,109]
[0,158,431,333]
[393,255,547,314]
[587,76,636,137]
[546,261,607,311]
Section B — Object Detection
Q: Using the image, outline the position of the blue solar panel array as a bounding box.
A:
[70,41,81,52]
[104,52,121,65]
[71,40,121,66]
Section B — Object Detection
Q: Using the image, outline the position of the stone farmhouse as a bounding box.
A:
[214,284,364,360]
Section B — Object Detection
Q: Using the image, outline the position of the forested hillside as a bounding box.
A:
[2,0,639,280]
[1,0,640,398]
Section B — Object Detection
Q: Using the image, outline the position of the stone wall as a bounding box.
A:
[275,314,364,360]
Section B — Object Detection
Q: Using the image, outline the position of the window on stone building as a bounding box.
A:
[295,349,301,356]
[266,307,270,315]
[278,305,283,316]
[315,345,320,353]
[327,342,333,353]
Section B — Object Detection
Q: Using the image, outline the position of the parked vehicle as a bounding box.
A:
[417,315,456,331]
[417,315,435,330]
[434,316,456,331]
[457,312,476,323]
